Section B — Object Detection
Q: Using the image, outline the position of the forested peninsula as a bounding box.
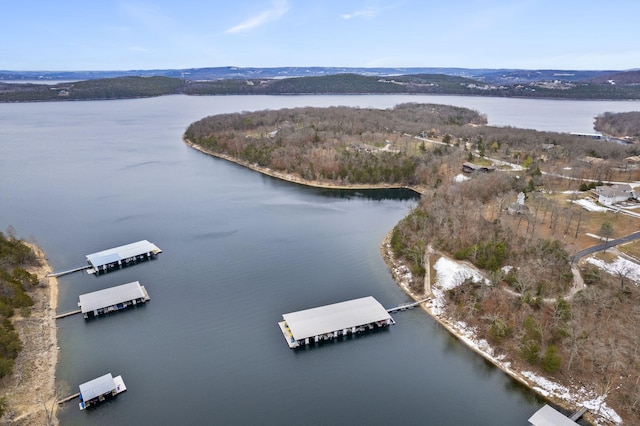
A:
[3,71,640,102]
[185,103,640,424]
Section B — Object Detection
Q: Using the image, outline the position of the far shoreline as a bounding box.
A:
[184,137,602,424]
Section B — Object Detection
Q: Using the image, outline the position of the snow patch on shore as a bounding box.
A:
[521,371,622,424]
[427,256,488,322]
[426,255,622,425]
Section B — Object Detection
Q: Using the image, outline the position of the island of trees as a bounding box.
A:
[185,103,640,424]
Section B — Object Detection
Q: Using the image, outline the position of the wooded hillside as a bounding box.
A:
[595,111,640,142]
[3,72,640,102]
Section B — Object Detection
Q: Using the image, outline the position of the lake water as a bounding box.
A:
[2,94,638,425]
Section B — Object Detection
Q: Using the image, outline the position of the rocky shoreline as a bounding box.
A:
[2,243,59,426]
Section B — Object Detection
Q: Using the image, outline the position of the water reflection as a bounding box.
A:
[315,187,420,201]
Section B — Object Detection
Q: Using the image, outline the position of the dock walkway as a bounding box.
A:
[57,392,80,405]
[570,407,588,421]
[386,298,429,313]
[53,309,82,319]
[46,265,91,278]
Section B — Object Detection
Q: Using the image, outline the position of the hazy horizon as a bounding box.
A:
[2,1,638,72]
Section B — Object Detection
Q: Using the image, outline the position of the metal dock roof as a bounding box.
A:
[79,373,116,402]
[282,296,393,341]
[528,404,579,426]
[79,281,147,314]
[85,240,161,268]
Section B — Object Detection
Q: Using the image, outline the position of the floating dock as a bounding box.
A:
[85,240,162,274]
[78,281,150,319]
[78,373,127,410]
[279,296,395,349]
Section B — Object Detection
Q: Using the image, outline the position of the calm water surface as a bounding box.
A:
[2,95,636,425]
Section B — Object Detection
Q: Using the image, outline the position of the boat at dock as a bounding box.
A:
[85,240,162,275]
[279,296,395,349]
[78,281,150,319]
[78,373,127,410]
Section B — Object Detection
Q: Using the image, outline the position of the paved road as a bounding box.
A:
[571,230,640,263]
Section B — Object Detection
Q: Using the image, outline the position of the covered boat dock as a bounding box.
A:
[86,240,162,274]
[528,404,582,426]
[278,296,395,348]
[78,373,127,410]
[78,281,150,319]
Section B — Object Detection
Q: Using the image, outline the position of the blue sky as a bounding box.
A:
[2,0,638,71]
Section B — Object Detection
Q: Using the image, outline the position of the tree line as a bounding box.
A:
[3,73,640,102]
[0,230,39,383]
[595,111,640,142]
[185,103,639,189]
[185,103,485,186]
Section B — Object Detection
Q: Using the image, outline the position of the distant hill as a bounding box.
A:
[0,66,623,85]
[587,70,640,85]
[2,71,640,102]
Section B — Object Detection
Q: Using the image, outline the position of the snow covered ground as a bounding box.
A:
[570,198,609,212]
[425,256,623,425]
[586,255,640,284]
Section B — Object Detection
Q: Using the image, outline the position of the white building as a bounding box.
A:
[595,184,635,205]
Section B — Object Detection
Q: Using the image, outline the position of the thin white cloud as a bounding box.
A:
[341,7,379,20]
[226,0,289,34]
[119,2,174,30]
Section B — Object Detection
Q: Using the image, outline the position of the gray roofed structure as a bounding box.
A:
[528,404,579,426]
[79,373,116,402]
[86,240,162,269]
[79,281,147,314]
[282,296,393,341]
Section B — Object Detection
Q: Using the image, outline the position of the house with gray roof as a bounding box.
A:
[595,184,635,205]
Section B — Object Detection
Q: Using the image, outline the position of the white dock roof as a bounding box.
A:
[528,405,579,426]
[86,240,161,268]
[282,296,392,340]
[79,373,116,401]
[79,281,146,314]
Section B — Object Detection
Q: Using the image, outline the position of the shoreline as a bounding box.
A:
[378,233,572,413]
[380,229,620,425]
[183,138,426,194]
[3,243,59,425]
[184,138,612,424]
